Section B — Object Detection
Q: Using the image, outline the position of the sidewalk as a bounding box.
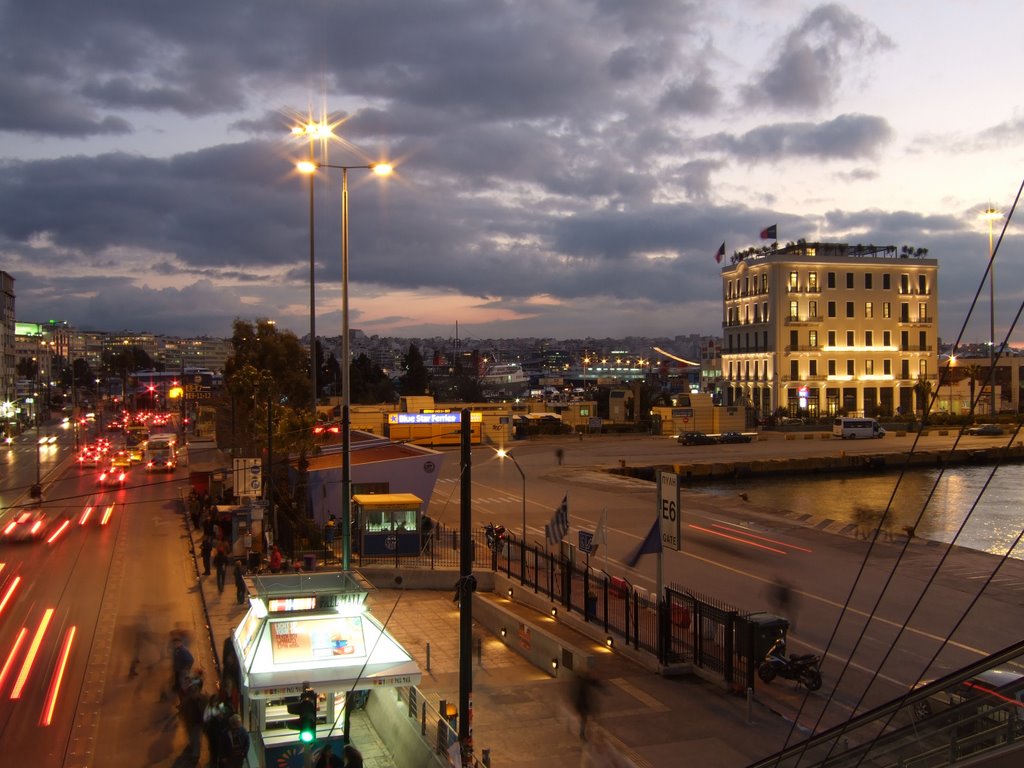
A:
[190,525,795,768]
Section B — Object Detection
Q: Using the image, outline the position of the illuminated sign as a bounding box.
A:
[269,616,367,663]
[387,412,483,425]
[267,596,317,613]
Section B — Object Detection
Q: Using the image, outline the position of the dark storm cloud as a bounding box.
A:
[0,78,132,136]
[743,3,893,110]
[702,114,893,161]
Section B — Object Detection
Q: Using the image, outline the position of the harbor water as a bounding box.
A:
[684,463,1024,560]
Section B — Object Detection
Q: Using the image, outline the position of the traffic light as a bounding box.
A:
[286,686,317,743]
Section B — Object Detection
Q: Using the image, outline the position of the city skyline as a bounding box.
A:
[0,1,1022,346]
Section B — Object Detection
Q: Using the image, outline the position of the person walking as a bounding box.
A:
[314,744,342,768]
[341,745,363,768]
[181,679,206,763]
[219,714,250,768]
[203,689,232,768]
[214,544,228,594]
[269,545,283,573]
[171,635,194,701]
[571,671,603,741]
[233,560,246,605]
[200,535,213,576]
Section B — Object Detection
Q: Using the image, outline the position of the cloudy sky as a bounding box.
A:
[1,0,1022,347]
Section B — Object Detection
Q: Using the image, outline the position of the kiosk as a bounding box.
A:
[353,493,423,556]
[232,572,420,768]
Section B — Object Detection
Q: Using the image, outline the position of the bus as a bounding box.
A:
[145,432,178,471]
[833,417,886,439]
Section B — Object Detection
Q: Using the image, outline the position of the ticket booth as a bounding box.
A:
[233,572,421,768]
[353,493,423,556]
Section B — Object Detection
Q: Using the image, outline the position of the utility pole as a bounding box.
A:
[458,408,474,762]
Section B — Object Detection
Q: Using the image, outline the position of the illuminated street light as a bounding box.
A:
[298,159,393,570]
[981,207,1002,418]
[292,120,334,417]
[496,448,526,584]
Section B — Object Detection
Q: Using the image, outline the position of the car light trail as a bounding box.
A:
[79,506,94,525]
[0,576,21,617]
[0,627,28,694]
[41,626,76,726]
[2,521,15,536]
[687,524,788,555]
[100,505,114,525]
[710,522,813,553]
[47,519,71,544]
[10,608,54,699]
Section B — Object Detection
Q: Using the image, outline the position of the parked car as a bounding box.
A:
[679,431,718,446]
[965,424,1003,436]
[718,431,753,444]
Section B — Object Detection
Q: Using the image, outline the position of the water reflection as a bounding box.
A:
[686,465,1024,559]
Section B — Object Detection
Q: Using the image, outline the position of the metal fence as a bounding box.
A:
[394,685,489,768]
[316,523,491,569]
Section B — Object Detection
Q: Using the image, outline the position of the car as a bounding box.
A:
[97,467,128,486]
[77,451,101,468]
[678,431,718,446]
[912,667,1024,723]
[37,434,57,445]
[127,446,144,463]
[2,508,49,542]
[718,431,753,444]
[965,424,1003,436]
[110,450,133,468]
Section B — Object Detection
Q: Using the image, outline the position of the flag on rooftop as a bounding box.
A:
[625,515,662,567]
[545,494,569,546]
[714,241,726,263]
[760,224,777,240]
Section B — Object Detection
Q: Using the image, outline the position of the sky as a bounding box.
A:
[1,0,1022,348]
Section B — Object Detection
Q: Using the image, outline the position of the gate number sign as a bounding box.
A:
[659,471,681,551]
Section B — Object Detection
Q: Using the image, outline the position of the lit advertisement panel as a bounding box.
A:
[387,412,482,425]
[269,616,367,663]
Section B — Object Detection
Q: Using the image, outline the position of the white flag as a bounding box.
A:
[592,508,608,554]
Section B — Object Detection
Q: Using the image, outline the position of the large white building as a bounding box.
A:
[720,242,939,419]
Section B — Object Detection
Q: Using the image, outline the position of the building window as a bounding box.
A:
[790,360,799,379]
[753,304,761,322]
[808,272,818,290]
[883,302,891,319]
[827,301,836,318]
[828,272,836,288]
[919,303,927,321]
[901,274,910,294]
[919,330,927,350]
[809,360,818,376]
[789,271,798,289]
[762,274,768,292]
[865,360,874,375]
[919,274,927,293]
[763,302,769,321]
[865,301,873,318]
[901,360,910,378]
[846,272,854,288]
[846,301,855,318]
[828,330,836,346]
[900,303,910,322]
[883,359,891,375]
[901,330,909,349]
[883,331,891,346]
[789,330,798,348]
[865,273,873,289]
[865,331,873,346]
[789,300,798,319]
[846,330,855,346]
[919,359,927,377]
[828,359,836,376]
[745,305,750,322]
[808,300,817,318]
[744,276,750,294]
[809,330,818,347]
[883,274,891,290]
[847,359,855,376]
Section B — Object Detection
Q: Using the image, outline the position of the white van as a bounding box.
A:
[833,417,886,439]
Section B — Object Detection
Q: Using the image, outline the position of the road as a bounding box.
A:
[0,424,212,768]
[425,432,1024,733]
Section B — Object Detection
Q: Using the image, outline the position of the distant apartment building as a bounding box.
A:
[0,271,14,401]
[720,242,939,418]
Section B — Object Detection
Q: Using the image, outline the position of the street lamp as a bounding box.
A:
[298,159,393,570]
[496,448,526,584]
[981,207,1002,418]
[292,120,334,417]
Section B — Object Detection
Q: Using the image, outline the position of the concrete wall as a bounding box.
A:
[365,689,444,768]
[360,568,495,592]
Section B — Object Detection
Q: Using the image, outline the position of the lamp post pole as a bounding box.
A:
[983,208,1001,419]
[497,449,526,583]
[298,159,393,571]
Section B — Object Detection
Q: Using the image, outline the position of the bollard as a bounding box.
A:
[421,701,427,736]
[476,636,482,667]
[426,642,431,672]
[747,687,753,724]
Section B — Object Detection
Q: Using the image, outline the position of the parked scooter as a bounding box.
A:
[484,522,507,553]
[758,637,822,691]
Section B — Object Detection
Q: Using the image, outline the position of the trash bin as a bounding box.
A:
[302,553,316,572]
[736,612,789,660]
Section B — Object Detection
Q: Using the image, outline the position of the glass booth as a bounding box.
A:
[353,493,423,556]
[233,572,421,768]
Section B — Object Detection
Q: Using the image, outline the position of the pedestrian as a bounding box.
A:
[200,535,213,576]
[171,635,194,700]
[233,560,246,605]
[571,671,603,741]
[324,514,336,548]
[314,744,343,768]
[341,745,363,768]
[555,447,564,465]
[269,545,283,574]
[203,689,232,768]
[181,679,206,763]
[219,714,250,768]
[214,545,228,594]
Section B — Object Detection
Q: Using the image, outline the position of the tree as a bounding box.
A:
[226,319,312,410]
[914,374,933,416]
[15,357,39,380]
[350,354,396,404]
[399,343,431,396]
[449,354,483,403]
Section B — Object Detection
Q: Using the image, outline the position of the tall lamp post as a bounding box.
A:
[981,207,1002,418]
[496,449,526,583]
[298,159,393,570]
[292,121,333,417]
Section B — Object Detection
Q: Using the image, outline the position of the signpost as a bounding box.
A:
[234,458,262,499]
[658,471,680,551]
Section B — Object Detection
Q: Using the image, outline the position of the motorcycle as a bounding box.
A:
[484,522,507,553]
[758,637,823,691]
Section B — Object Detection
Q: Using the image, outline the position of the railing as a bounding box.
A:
[394,686,488,767]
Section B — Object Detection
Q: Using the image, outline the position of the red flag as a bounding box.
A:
[714,242,726,263]
[759,224,777,240]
